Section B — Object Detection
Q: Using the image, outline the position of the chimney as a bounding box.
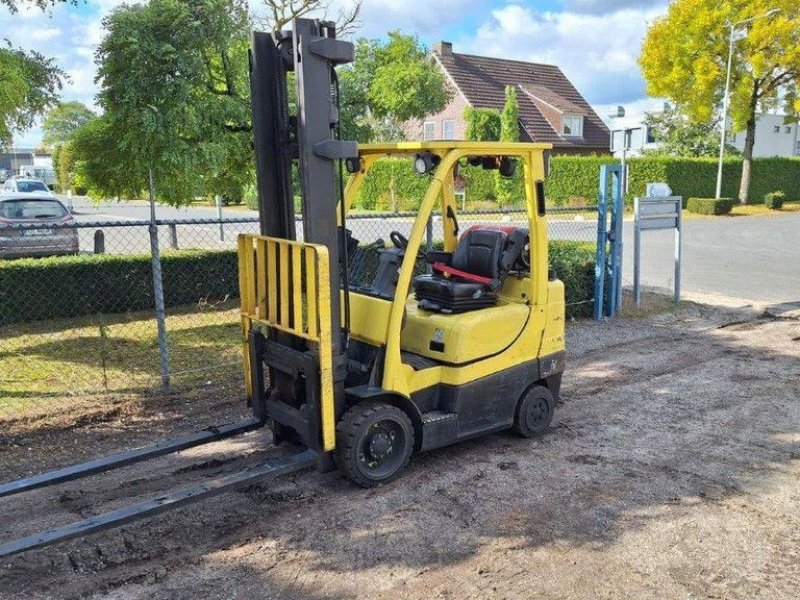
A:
[433,41,453,56]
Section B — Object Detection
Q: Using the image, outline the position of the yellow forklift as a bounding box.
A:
[0,19,564,557]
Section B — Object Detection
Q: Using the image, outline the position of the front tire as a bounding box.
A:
[335,401,414,488]
[513,385,554,438]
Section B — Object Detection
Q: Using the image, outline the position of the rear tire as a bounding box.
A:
[513,385,554,438]
[335,401,414,488]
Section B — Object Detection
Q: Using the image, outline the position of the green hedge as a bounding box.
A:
[546,155,800,206]
[354,155,800,210]
[0,250,239,324]
[686,197,734,215]
[549,241,595,318]
[1,239,596,325]
[353,158,523,210]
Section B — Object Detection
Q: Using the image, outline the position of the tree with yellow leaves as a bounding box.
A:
[640,0,799,203]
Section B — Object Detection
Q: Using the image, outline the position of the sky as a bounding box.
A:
[1,0,671,147]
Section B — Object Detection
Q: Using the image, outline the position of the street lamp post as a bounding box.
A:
[715,8,781,199]
[608,106,632,195]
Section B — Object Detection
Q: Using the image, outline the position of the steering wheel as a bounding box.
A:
[389,230,426,260]
[519,242,531,269]
[390,231,409,250]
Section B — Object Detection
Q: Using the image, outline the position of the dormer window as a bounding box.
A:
[562,114,583,137]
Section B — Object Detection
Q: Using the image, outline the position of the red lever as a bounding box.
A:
[432,262,493,285]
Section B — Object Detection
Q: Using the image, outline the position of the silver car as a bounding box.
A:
[2,177,55,196]
[0,195,79,259]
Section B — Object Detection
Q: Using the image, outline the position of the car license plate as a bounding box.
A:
[22,229,54,236]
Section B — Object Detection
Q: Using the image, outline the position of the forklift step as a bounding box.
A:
[0,448,317,559]
[421,410,458,424]
[0,417,264,499]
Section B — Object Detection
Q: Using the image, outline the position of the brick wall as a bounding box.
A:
[404,88,471,141]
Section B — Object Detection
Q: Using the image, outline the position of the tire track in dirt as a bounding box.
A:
[2,304,799,599]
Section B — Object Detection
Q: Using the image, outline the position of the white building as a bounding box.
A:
[729,113,800,158]
[609,109,800,159]
[609,118,659,158]
[607,103,669,158]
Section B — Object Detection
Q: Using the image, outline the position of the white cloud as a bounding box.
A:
[28,26,61,41]
[4,0,668,147]
[455,2,668,105]
[564,0,669,14]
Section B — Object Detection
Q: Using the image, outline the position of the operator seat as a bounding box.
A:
[412,227,527,314]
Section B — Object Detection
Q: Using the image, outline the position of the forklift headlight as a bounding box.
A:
[499,156,517,178]
[413,152,439,175]
[345,156,362,174]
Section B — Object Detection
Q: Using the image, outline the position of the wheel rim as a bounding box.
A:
[525,396,551,432]
[356,419,407,479]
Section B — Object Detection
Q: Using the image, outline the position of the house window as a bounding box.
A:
[774,125,781,133]
[645,126,657,144]
[423,121,436,141]
[562,115,583,137]
[442,119,456,140]
[786,126,792,134]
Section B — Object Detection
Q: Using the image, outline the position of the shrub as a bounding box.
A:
[549,241,595,318]
[0,250,239,325]
[686,197,734,215]
[0,240,597,326]
[544,156,800,207]
[764,190,785,209]
[431,239,596,319]
[354,158,525,211]
[243,181,258,210]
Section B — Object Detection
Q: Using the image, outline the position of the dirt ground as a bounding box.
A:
[1,295,799,600]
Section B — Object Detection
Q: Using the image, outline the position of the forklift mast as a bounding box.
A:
[249,19,357,354]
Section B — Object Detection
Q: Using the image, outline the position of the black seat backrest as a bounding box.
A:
[451,229,506,279]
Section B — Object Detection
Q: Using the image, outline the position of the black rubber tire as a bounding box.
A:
[513,385,555,438]
[335,401,415,488]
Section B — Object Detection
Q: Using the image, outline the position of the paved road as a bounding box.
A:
[620,213,800,304]
[57,197,800,305]
[65,196,231,222]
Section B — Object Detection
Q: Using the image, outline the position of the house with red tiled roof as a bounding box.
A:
[407,42,610,155]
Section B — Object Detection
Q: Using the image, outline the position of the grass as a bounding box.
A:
[681,200,800,219]
[0,301,242,415]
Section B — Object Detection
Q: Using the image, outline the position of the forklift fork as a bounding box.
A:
[0,417,317,559]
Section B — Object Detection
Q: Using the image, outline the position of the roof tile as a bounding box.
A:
[435,50,610,150]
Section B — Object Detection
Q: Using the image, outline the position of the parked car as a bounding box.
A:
[1,177,55,196]
[0,195,79,259]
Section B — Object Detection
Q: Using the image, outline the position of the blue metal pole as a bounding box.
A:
[594,166,609,321]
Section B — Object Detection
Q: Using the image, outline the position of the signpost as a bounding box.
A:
[633,190,682,307]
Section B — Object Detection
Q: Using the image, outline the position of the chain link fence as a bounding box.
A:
[0,206,596,419]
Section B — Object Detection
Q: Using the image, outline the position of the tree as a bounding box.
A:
[642,108,740,158]
[0,43,64,147]
[77,0,252,204]
[339,32,452,141]
[640,0,800,203]
[256,0,361,36]
[463,106,501,141]
[42,101,95,147]
[1,0,77,13]
[495,86,521,206]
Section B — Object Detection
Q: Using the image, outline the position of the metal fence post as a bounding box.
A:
[148,169,170,391]
[167,223,178,249]
[216,195,225,241]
